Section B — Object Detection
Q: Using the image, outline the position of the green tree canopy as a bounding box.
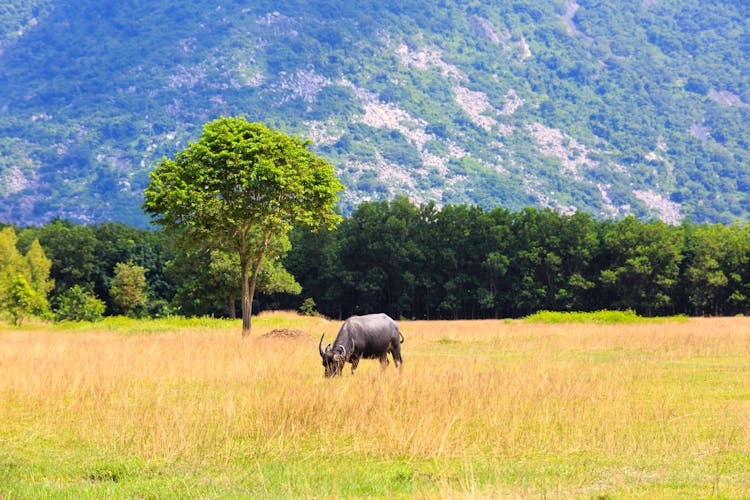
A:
[143,117,343,335]
[0,227,53,322]
[109,262,147,316]
[24,239,54,300]
[54,285,106,323]
[7,274,34,326]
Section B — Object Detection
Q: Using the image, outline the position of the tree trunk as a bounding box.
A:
[228,291,236,319]
[241,253,252,336]
[241,247,267,338]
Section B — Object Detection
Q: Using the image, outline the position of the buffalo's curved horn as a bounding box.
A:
[337,344,346,357]
[318,334,325,358]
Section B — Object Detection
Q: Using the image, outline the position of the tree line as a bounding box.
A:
[283,196,750,319]
[0,221,171,322]
[2,196,750,323]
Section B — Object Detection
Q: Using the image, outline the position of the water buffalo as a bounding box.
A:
[319,313,404,377]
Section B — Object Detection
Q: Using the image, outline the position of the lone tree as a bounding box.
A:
[143,117,343,336]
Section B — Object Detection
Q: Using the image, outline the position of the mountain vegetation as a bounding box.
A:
[0,0,748,226]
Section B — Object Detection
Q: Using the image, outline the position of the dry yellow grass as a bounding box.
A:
[1,315,749,497]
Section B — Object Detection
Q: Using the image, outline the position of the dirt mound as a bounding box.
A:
[261,328,310,340]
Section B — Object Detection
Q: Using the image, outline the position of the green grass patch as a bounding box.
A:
[29,311,321,335]
[50,315,236,334]
[2,443,748,498]
[436,338,459,344]
[524,310,688,324]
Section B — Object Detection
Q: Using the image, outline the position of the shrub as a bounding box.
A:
[523,310,688,324]
[54,285,106,322]
[299,297,317,316]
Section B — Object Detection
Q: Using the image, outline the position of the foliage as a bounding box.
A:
[166,247,301,318]
[0,1,748,225]
[18,220,98,298]
[299,297,317,316]
[12,199,750,321]
[257,257,302,296]
[284,198,750,319]
[143,117,343,335]
[6,274,35,325]
[23,239,54,299]
[0,226,52,323]
[18,220,176,314]
[680,222,750,316]
[597,217,684,315]
[108,262,147,316]
[0,1,53,43]
[53,284,106,322]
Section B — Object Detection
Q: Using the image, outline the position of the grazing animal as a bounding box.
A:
[319,313,404,377]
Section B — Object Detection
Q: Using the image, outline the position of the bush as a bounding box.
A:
[54,285,106,322]
[299,297,317,316]
[523,310,688,324]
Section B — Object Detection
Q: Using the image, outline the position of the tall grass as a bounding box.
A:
[1,315,749,497]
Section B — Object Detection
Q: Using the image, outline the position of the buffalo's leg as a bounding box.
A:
[350,356,360,374]
[392,348,403,374]
[379,354,390,371]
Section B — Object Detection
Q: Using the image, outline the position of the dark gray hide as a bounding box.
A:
[319,313,404,377]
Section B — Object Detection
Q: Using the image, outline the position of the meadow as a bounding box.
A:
[1,312,749,498]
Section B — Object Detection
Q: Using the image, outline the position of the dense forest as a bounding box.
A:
[1,0,748,226]
[3,198,750,324]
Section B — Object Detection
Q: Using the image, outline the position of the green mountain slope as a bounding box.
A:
[0,0,748,226]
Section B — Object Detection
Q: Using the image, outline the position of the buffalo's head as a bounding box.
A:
[319,334,346,377]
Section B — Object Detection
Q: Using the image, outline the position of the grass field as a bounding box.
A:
[1,312,749,498]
